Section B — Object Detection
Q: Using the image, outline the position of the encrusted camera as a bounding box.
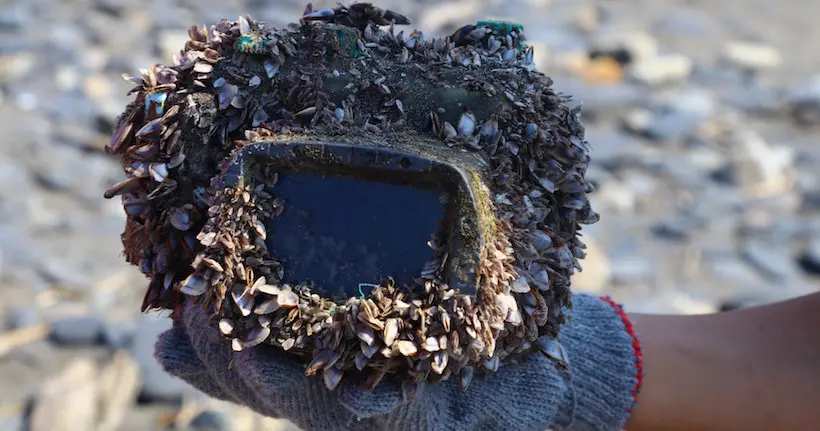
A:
[103,3,598,399]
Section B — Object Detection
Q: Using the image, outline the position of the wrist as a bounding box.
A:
[551,294,644,430]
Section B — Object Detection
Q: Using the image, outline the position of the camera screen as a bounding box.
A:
[264,169,448,299]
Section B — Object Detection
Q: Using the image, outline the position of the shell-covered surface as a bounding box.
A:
[103,2,598,396]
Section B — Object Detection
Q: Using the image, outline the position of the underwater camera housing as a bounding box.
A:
[103,5,598,396]
[218,139,491,300]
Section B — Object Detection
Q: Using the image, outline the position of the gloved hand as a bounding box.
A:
[155,293,643,431]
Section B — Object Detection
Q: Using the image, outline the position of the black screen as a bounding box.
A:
[265,170,447,299]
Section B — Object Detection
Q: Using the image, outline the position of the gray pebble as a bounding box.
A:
[584,129,634,169]
[101,320,137,349]
[33,144,88,192]
[742,242,801,282]
[0,415,22,431]
[723,129,793,188]
[50,315,106,346]
[590,30,657,63]
[721,84,784,115]
[652,9,715,37]
[38,258,91,291]
[624,89,716,141]
[0,226,41,275]
[552,77,643,114]
[788,76,820,126]
[722,41,782,72]
[189,409,233,431]
[703,250,764,285]
[791,99,820,127]
[798,239,820,276]
[131,314,187,403]
[608,254,652,285]
[629,54,693,86]
[6,306,40,330]
[651,217,699,241]
[0,3,30,31]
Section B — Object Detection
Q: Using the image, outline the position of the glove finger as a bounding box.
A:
[181,299,287,416]
[154,326,237,402]
[236,343,363,430]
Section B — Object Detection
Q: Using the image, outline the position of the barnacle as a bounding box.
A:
[102,2,598,395]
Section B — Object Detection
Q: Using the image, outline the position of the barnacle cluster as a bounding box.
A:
[103,2,598,398]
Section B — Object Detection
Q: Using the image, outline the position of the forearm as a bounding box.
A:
[625,292,820,430]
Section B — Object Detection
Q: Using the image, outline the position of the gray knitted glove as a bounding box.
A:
[155,293,643,430]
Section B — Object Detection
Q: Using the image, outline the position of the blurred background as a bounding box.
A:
[1,0,819,429]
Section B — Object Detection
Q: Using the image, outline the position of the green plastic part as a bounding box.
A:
[475,20,524,35]
[235,33,272,55]
[475,20,527,51]
[329,26,361,58]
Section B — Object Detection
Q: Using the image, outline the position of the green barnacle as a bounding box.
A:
[328,25,361,58]
[476,20,526,51]
[236,32,273,55]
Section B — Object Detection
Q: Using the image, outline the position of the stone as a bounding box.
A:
[684,144,726,174]
[553,76,643,114]
[130,314,187,403]
[572,235,611,294]
[591,180,636,214]
[720,84,784,115]
[158,30,190,62]
[27,352,140,431]
[651,216,704,241]
[705,252,765,286]
[101,320,137,349]
[83,74,113,101]
[578,57,625,85]
[0,2,30,31]
[652,9,714,37]
[149,0,194,30]
[624,89,716,141]
[96,351,141,431]
[663,289,720,315]
[418,0,483,31]
[38,257,92,291]
[55,66,81,92]
[629,54,693,86]
[49,315,105,346]
[620,171,659,203]
[33,144,89,192]
[590,30,658,64]
[94,0,132,16]
[742,242,801,282]
[190,409,234,431]
[6,306,40,330]
[0,227,38,275]
[791,99,820,127]
[13,91,38,111]
[609,255,652,286]
[0,52,35,84]
[723,129,794,189]
[722,41,782,71]
[584,129,632,167]
[797,238,820,276]
[718,296,767,312]
[0,416,22,431]
[788,76,820,127]
[28,358,98,431]
[622,108,653,136]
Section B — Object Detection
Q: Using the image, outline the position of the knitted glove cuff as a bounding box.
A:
[552,294,644,430]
